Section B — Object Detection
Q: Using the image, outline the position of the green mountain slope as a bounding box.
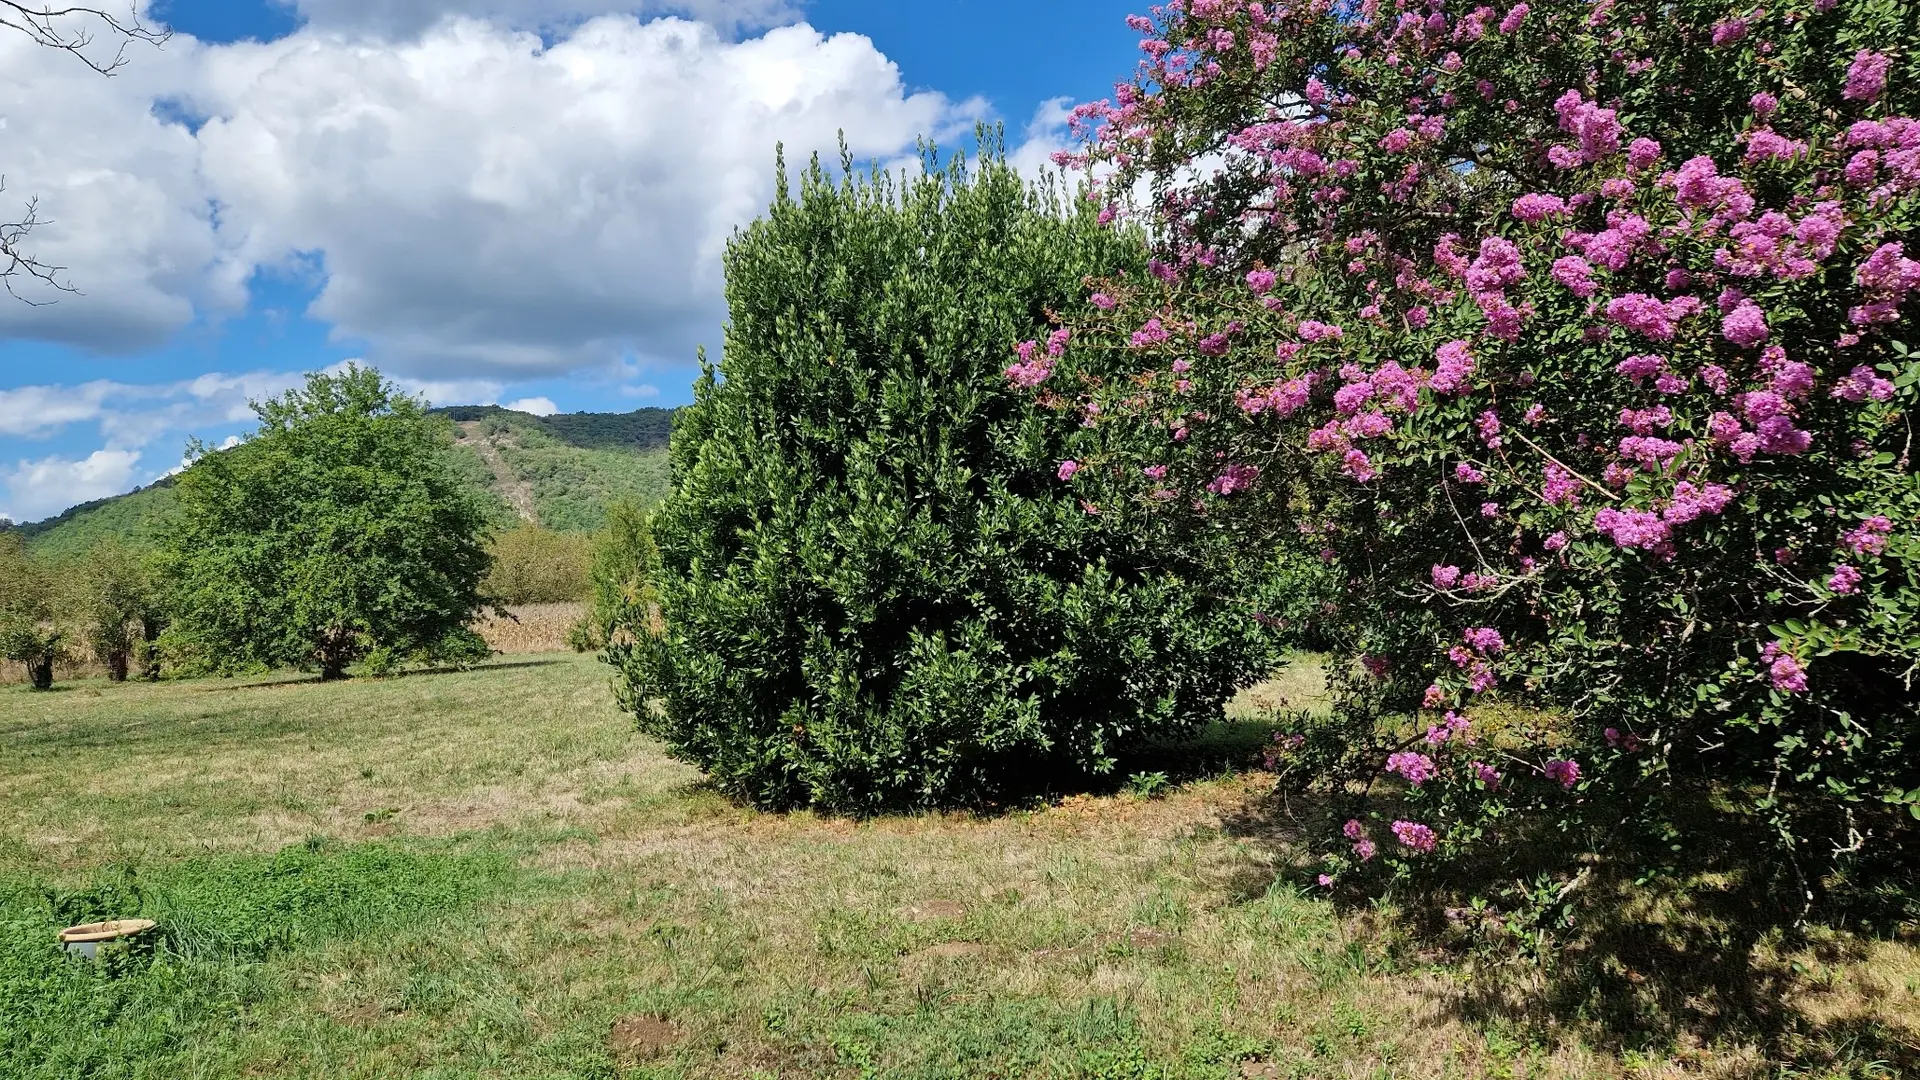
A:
[1,406,674,557]
[447,410,673,532]
[4,482,182,561]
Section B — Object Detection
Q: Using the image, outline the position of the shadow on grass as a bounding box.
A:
[192,657,563,693]
[393,658,562,679]
[925,716,1292,816]
[1217,782,1920,1074]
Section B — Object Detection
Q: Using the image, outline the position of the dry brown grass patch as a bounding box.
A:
[472,603,586,654]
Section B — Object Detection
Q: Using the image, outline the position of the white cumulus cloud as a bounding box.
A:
[3,448,142,521]
[0,14,986,382]
[502,395,559,415]
[0,30,249,349]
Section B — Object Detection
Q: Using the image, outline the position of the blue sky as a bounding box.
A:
[0,0,1142,522]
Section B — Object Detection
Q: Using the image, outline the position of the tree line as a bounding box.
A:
[0,366,652,688]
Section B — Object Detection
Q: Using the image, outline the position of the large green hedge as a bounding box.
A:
[612,145,1276,812]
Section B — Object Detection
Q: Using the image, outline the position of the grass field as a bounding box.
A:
[2,654,1914,1079]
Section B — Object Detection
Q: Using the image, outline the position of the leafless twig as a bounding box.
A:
[0,2,168,76]
[0,4,168,300]
[0,184,75,301]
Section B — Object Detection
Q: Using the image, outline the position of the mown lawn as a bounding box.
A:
[1,654,1913,1079]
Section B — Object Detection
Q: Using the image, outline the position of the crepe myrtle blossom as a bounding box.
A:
[1722,302,1771,347]
[1605,727,1645,752]
[1463,627,1505,654]
[1844,50,1891,102]
[1005,340,1055,388]
[1208,463,1260,495]
[1832,366,1895,402]
[1543,758,1582,789]
[1761,643,1809,693]
[1430,340,1476,393]
[1844,516,1894,555]
[1427,711,1473,744]
[1828,564,1863,594]
[1391,820,1438,853]
[1385,751,1438,785]
[1343,818,1377,861]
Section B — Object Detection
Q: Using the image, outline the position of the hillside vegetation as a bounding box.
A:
[450,410,671,532]
[0,406,674,555]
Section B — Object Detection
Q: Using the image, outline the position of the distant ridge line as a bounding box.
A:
[429,404,676,452]
[1,405,678,534]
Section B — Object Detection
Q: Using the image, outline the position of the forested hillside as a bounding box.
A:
[0,406,674,554]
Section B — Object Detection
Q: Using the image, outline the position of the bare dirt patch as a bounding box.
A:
[608,1015,685,1061]
[902,899,968,922]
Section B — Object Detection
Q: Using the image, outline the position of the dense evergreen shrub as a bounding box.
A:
[1039,0,1920,901]
[612,145,1276,812]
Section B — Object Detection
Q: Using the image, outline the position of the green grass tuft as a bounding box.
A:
[0,840,508,1078]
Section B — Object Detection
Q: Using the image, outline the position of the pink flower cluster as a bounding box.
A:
[1343,818,1376,861]
[1843,50,1890,103]
[1426,710,1473,744]
[1844,516,1894,556]
[1828,564,1863,595]
[1430,340,1476,393]
[1543,758,1582,789]
[1831,366,1895,402]
[1761,642,1807,693]
[1385,751,1437,786]
[1238,373,1317,416]
[1605,293,1701,341]
[1005,329,1071,388]
[1391,820,1438,854]
[1542,462,1582,507]
[1549,89,1623,167]
[1206,463,1259,495]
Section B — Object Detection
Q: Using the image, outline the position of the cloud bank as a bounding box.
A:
[0,12,985,378]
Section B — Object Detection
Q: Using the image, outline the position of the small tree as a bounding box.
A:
[569,498,657,651]
[159,366,496,680]
[0,535,61,689]
[62,538,154,682]
[612,142,1276,812]
[482,526,592,605]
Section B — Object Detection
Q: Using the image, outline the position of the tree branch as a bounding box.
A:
[0,2,169,76]
[0,3,169,300]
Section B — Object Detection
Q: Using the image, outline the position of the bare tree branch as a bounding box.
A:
[0,3,170,301]
[0,2,169,76]
[0,183,76,302]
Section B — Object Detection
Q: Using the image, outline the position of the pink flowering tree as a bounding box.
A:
[1023,0,1920,903]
